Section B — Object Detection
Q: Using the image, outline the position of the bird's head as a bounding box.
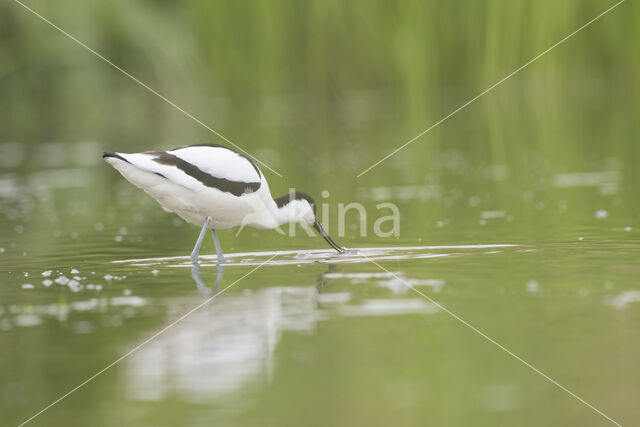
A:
[274,191,345,253]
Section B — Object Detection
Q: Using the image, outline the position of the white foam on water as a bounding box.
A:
[54,276,69,285]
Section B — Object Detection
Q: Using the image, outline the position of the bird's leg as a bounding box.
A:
[211,228,227,264]
[190,216,211,264]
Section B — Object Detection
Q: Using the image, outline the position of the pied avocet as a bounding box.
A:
[103,144,345,263]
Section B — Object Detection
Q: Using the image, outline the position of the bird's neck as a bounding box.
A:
[270,200,296,226]
[266,198,310,228]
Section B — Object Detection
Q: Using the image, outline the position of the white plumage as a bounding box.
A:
[103,144,344,263]
[170,145,260,183]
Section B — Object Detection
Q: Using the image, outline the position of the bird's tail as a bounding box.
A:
[102,151,130,163]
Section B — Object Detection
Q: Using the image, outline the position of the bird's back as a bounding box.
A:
[104,144,274,229]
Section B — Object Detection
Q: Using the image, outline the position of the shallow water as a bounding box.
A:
[2,186,639,427]
[2,143,640,427]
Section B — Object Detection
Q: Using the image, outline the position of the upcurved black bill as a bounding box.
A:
[313,219,346,253]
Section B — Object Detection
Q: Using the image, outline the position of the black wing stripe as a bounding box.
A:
[151,152,261,196]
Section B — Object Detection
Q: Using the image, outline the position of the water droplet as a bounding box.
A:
[55,276,70,285]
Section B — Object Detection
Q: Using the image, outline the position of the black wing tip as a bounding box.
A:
[102,151,130,163]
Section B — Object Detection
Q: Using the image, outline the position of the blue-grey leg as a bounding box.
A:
[211,228,227,264]
[190,216,211,264]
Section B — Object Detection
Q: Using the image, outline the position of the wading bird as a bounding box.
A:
[103,144,345,263]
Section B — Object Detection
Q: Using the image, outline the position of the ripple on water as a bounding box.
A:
[110,244,520,268]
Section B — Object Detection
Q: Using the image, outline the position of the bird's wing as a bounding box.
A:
[106,148,261,197]
[169,144,262,183]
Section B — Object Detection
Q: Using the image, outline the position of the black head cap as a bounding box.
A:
[273,190,345,253]
[274,191,316,215]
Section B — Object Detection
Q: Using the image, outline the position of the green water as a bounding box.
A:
[2,1,640,426]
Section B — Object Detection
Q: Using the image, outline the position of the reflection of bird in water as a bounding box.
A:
[125,272,321,403]
[191,262,223,297]
[192,261,337,297]
[102,145,344,264]
[316,263,337,292]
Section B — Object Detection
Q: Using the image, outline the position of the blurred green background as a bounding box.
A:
[1,0,639,239]
[1,1,639,426]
